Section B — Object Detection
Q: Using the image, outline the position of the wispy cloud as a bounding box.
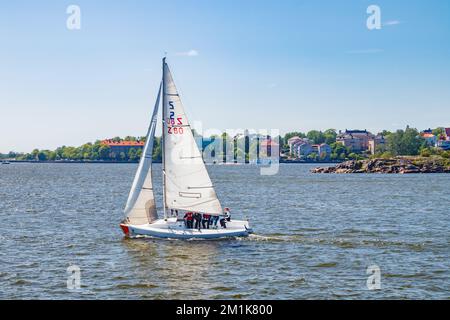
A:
[346,49,384,54]
[383,20,402,26]
[175,49,199,57]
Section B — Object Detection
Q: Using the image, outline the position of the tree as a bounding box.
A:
[37,151,48,161]
[284,132,306,141]
[306,130,325,144]
[420,148,431,157]
[432,127,445,137]
[128,148,137,162]
[307,152,318,161]
[323,129,337,145]
[348,152,359,160]
[385,126,425,156]
[98,145,111,160]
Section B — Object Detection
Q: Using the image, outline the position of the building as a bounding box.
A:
[420,129,438,146]
[368,135,386,155]
[288,137,312,156]
[260,138,280,158]
[436,128,450,150]
[101,139,145,155]
[292,141,313,159]
[445,128,450,140]
[437,140,450,150]
[287,136,304,155]
[337,129,374,152]
[318,143,332,159]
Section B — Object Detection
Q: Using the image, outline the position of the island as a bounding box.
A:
[311,157,450,174]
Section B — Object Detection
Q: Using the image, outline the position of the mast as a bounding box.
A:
[162,57,168,220]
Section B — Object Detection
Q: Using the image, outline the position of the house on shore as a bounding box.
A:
[291,140,331,160]
[287,136,306,155]
[368,135,386,155]
[336,129,374,153]
[437,128,450,150]
[420,129,438,146]
[445,128,450,140]
[260,138,280,158]
[101,139,145,155]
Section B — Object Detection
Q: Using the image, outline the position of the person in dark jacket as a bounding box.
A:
[193,212,202,230]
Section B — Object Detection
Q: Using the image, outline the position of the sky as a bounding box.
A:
[1,0,449,153]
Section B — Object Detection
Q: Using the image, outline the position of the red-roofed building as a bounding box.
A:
[101,139,145,155]
[260,139,280,158]
[420,132,438,146]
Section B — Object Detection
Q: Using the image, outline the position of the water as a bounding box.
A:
[0,163,448,299]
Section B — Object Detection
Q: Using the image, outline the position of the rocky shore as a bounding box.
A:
[311,157,450,174]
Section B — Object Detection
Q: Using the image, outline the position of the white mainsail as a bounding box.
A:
[162,59,222,215]
[124,83,161,224]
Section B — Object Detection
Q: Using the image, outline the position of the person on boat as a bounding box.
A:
[220,216,227,229]
[202,214,211,229]
[184,211,193,229]
[211,214,220,229]
[193,212,202,230]
[224,207,231,222]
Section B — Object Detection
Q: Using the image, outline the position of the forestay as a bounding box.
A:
[123,84,161,224]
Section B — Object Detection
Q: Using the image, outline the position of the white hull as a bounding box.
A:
[120,218,252,240]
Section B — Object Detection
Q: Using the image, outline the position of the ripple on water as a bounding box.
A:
[0,163,448,299]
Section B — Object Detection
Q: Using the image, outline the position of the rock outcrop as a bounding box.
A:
[311,157,450,174]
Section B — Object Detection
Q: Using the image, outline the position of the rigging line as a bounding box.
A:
[187,186,214,189]
[167,124,191,128]
[168,198,221,210]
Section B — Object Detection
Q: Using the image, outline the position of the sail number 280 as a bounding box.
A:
[168,101,184,135]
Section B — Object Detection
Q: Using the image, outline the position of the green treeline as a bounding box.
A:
[2,127,449,162]
[280,126,449,160]
[9,136,160,162]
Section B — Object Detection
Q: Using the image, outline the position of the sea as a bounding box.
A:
[0,163,448,299]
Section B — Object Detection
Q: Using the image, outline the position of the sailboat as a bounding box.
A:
[119,58,252,239]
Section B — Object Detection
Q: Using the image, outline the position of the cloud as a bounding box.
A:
[175,49,199,57]
[346,49,384,54]
[383,20,402,26]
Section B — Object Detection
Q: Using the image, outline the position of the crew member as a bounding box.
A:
[184,211,193,229]
[193,212,202,230]
[202,213,211,229]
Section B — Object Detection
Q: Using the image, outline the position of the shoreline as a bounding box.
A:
[4,159,344,165]
[311,157,450,174]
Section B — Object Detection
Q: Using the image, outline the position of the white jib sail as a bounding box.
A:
[124,83,161,225]
[162,59,222,215]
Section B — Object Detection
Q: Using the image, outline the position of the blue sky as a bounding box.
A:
[1,0,449,152]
